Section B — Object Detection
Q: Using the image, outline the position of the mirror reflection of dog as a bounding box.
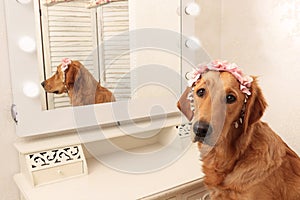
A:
[41,59,115,106]
[178,61,300,200]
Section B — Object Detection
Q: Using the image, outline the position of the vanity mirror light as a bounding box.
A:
[5,0,204,138]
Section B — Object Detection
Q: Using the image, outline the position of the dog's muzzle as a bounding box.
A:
[41,81,45,88]
[193,121,213,143]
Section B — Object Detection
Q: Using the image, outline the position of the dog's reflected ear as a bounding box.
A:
[177,86,194,121]
[243,77,268,132]
[65,61,80,88]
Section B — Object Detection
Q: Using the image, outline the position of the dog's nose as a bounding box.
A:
[193,121,212,138]
[41,81,45,88]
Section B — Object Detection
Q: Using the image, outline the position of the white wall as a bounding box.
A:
[195,0,300,153]
[195,0,222,59]
[220,0,300,153]
[0,1,20,199]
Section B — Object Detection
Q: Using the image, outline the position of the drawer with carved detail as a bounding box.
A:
[32,161,84,186]
[22,145,88,186]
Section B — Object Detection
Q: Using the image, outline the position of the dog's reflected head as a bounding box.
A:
[41,61,80,94]
[41,64,67,94]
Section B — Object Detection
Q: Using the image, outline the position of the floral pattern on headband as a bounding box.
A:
[187,60,253,96]
[61,58,72,72]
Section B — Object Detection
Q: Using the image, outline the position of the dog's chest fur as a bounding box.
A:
[198,122,298,200]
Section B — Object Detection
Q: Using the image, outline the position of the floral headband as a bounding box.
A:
[60,58,72,84]
[187,60,253,96]
[61,58,72,72]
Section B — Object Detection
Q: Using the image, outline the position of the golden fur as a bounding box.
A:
[42,60,115,106]
[178,71,300,200]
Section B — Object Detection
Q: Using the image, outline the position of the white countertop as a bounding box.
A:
[14,144,204,200]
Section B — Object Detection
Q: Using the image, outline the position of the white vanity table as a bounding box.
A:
[5,0,210,199]
[13,122,209,200]
[14,130,207,200]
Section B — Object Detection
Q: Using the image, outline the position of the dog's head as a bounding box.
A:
[41,59,81,94]
[177,61,267,147]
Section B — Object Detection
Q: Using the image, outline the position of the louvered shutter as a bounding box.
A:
[40,0,99,109]
[97,1,131,102]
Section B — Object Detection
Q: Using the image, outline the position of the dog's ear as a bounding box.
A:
[177,86,194,121]
[65,61,80,87]
[243,77,268,131]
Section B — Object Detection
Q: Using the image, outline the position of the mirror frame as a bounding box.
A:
[5,0,197,137]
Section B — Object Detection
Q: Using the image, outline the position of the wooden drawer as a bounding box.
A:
[32,161,83,186]
[23,144,88,186]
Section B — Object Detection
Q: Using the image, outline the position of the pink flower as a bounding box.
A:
[226,63,238,71]
[62,58,71,66]
[231,71,244,83]
[197,65,208,74]
[242,75,253,88]
[61,58,72,72]
[187,60,253,96]
[240,85,251,95]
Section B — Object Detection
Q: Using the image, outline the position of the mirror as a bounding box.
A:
[34,0,183,110]
[5,0,199,137]
[39,0,131,109]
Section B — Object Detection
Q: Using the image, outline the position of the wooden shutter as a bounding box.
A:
[40,0,99,109]
[97,1,131,102]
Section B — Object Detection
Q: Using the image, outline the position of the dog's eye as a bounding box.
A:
[226,94,236,104]
[196,88,206,98]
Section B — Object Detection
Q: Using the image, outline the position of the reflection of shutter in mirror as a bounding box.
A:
[40,0,98,109]
[39,0,130,109]
[98,1,131,102]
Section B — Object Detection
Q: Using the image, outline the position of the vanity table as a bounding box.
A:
[14,128,208,200]
[5,0,210,199]
[12,107,208,199]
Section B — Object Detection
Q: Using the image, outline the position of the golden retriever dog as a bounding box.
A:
[177,61,300,200]
[41,59,115,106]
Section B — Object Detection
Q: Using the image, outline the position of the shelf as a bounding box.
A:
[14,144,204,200]
[14,132,81,154]
[14,114,183,154]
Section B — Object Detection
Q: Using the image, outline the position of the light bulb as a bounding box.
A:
[185,3,200,16]
[185,37,201,50]
[23,82,40,98]
[16,0,32,4]
[18,36,36,53]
